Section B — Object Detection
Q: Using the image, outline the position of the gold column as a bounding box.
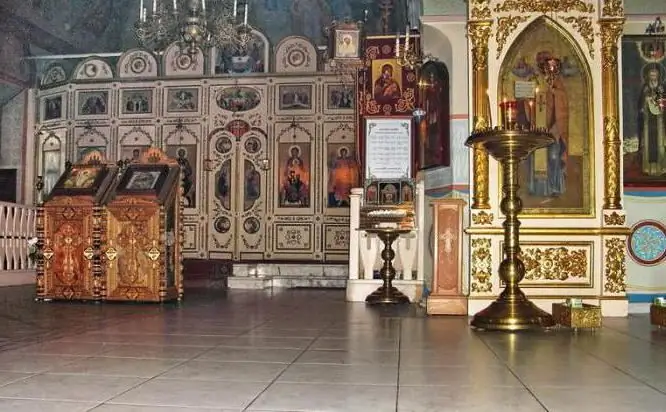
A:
[599,17,624,210]
[468,20,492,210]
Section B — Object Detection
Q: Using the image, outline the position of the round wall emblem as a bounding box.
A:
[628,220,666,265]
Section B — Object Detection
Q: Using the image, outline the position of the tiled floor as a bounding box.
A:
[1,285,666,411]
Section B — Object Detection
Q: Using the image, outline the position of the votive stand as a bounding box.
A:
[362,227,411,304]
[466,125,556,331]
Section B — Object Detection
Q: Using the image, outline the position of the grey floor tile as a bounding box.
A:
[247,382,397,412]
[0,353,83,373]
[50,356,184,378]
[0,398,98,412]
[93,405,240,411]
[296,349,399,365]
[399,365,523,387]
[533,387,666,411]
[398,386,546,412]
[277,363,398,385]
[0,373,145,402]
[159,360,287,382]
[110,379,267,409]
[0,371,35,387]
[196,347,302,363]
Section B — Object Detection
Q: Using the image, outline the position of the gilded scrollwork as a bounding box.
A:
[472,211,494,225]
[493,0,594,14]
[599,19,624,70]
[604,237,626,294]
[468,21,492,72]
[471,238,493,293]
[602,0,624,17]
[520,246,588,281]
[472,147,490,209]
[559,16,595,59]
[604,211,626,226]
[470,0,491,20]
[603,116,621,209]
[495,15,529,59]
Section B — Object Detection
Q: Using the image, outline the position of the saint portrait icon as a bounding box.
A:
[335,30,359,58]
[126,171,161,190]
[373,62,402,102]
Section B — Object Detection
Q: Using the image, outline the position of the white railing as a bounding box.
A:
[0,202,37,272]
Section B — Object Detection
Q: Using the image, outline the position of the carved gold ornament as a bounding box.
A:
[471,238,492,293]
[493,0,594,14]
[146,246,161,261]
[603,116,621,210]
[472,148,490,209]
[83,247,94,260]
[600,19,624,70]
[42,248,54,260]
[604,237,626,293]
[520,247,587,281]
[560,16,595,58]
[495,15,529,59]
[470,0,491,20]
[602,0,623,17]
[552,303,602,329]
[604,211,626,226]
[105,247,118,261]
[472,211,494,225]
[468,21,492,72]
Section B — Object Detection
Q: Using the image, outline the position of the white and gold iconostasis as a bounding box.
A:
[459,0,628,316]
[29,33,359,263]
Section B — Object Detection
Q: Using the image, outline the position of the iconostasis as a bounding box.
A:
[33,33,358,262]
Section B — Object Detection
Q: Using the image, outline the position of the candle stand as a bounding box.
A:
[363,228,412,305]
[466,127,556,331]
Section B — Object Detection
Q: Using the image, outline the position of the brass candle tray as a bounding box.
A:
[650,304,666,328]
[360,205,415,230]
[552,302,602,331]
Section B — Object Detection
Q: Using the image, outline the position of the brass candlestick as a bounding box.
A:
[363,228,411,304]
[466,127,555,331]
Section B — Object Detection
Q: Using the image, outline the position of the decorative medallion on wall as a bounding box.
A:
[244,137,261,153]
[117,50,158,78]
[275,36,317,73]
[214,217,231,233]
[40,64,67,88]
[216,87,261,112]
[243,217,261,234]
[628,220,666,266]
[163,42,204,76]
[215,136,233,154]
[73,58,113,80]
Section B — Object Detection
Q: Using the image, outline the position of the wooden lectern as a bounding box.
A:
[37,152,117,301]
[426,198,468,315]
[104,148,183,302]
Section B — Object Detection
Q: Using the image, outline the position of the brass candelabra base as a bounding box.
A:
[363,228,411,305]
[467,127,556,331]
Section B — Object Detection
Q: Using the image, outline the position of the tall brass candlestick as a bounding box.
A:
[466,128,555,331]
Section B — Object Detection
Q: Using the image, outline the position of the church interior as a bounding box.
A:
[1,0,666,410]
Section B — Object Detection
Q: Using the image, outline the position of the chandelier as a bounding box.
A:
[135,0,254,55]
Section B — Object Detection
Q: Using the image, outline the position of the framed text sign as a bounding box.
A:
[364,117,412,179]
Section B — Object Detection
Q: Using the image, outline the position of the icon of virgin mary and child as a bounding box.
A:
[281,146,309,207]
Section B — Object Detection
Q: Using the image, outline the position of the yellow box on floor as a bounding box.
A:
[552,303,602,330]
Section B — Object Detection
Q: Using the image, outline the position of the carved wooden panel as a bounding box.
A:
[42,199,97,300]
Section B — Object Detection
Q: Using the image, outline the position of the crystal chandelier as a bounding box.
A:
[135,0,254,55]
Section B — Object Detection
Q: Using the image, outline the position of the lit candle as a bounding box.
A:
[244,3,248,25]
[173,0,177,12]
[395,35,400,58]
[405,26,410,49]
[201,0,206,13]
[233,0,237,17]
[528,100,534,128]
[143,7,147,21]
[140,0,144,18]
[152,0,156,13]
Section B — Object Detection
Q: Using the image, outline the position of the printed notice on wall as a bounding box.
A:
[365,118,412,179]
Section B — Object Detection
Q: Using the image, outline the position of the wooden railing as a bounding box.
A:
[0,202,36,272]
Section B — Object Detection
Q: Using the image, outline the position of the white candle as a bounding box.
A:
[152,0,156,13]
[140,0,144,18]
[202,0,206,13]
[405,25,410,49]
[243,4,248,25]
[395,35,400,58]
[173,0,177,11]
[233,0,237,17]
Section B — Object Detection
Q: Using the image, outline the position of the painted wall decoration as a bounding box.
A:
[418,60,450,169]
[166,145,197,208]
[121,89,152,115]
[622,35,666,186]
[216,159,232,211]
[628,220,666,266]
[77,91,109,116]
[279,142,310,207]
[120,145,150,162]
[43,95,63,121]
[326,84,354,110]
[499,19,593,216]
[244,160,262,211]
[213,31,269,75]
[166,88,199,113]
[278,84,312,110]
[327,143,360,207]
[216,87,262,112]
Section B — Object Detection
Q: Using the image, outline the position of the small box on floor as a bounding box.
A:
[552,302,602,331]
[650,303,666,328]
